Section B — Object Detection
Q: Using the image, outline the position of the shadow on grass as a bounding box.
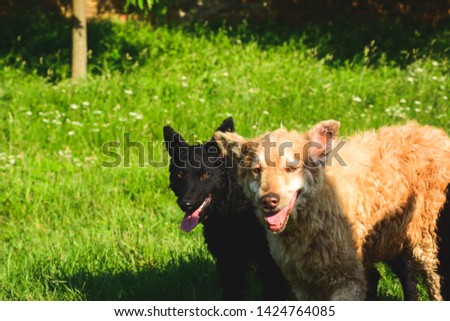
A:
[63,255,221,300]
[0,7,448,82]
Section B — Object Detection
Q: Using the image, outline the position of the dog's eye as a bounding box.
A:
[176,171,184,179]
[252,167,261,175]
[200,172,209,180]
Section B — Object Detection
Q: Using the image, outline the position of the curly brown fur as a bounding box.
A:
[215,121,450,300]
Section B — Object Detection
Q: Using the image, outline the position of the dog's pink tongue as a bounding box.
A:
[180,208,201,233]
[265,192,298,232]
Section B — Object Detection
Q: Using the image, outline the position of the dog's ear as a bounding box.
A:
[306,120,340,162]
[215,117,235,133]
[214,131,247,162]
[163,126,188,157]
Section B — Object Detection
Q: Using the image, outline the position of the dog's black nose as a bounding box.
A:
[260,193,280,210]
[184,202,193,210]
[179,201,195,211]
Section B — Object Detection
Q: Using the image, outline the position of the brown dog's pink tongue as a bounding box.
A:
[265,192,298,232]
[180,208,201,232]
[265,206,288,226]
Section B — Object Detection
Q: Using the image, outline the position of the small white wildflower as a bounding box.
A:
[129,112,138,117]
[415,67,423,73]
[9,159,15,165]
[124,89,133,95]
[432,76,438,81]
[118,117,126,122]
[414,100,421,105]
[252,125,257,129]
[407,77,414,83]
[182,82,188,88]
[223,72,229,77]
[91,128,100,132]
[51,119,62,125]
[181,76,187,81]
[82,101,90,107]
[249,88,260,94]
[68,131,75,136]
[58,150,64,156]
[93,110,102,115]
[352,96,362,103]
[399,98,407,104]
[414,108,421,113]
[102,123,110,128]
[70,104,78,110]
[135,114,143,120]
[432,61,439,67]
[42,119,50,123]
[163,109,168,113]
[166,120,172,124]
[25,111,33,116]
[113,104,121,111]
[153,95,159,100]
[199,98,205,104]
[71,121,83,127]
[226,112,232,117]
[39,112,46,116]
[8,155,15,160]
[262,111,270,115]
[443,96,448,100]
[16,154,24,159]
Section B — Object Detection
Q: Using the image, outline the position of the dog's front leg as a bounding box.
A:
[215,256,247,300]
[329,278,366,301]
[292,286,309,300]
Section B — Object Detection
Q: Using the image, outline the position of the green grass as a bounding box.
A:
[0,16,449,300]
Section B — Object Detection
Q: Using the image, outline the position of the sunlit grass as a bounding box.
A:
[0,19,448,300]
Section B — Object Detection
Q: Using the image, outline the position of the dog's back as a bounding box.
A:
[326,123,450,265]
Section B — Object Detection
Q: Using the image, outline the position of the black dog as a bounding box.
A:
[163,118,289,300]
[438,185,450,300]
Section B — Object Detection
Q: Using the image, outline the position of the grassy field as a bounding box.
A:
[0,15,449,300]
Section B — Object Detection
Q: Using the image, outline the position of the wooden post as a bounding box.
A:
[72,0,87,80]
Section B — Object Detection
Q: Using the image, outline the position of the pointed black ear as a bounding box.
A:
[215,117,235,133]
[163,126,188,157]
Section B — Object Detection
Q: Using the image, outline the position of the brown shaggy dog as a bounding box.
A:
[215,121,450,300]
